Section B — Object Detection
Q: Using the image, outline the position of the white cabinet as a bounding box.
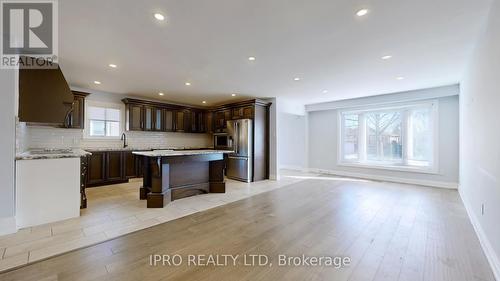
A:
[16,158,80,228]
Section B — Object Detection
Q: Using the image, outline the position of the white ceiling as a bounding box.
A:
[59,0,492,106]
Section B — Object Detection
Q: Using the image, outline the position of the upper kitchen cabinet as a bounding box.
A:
[122,98,207,133]
[174,109,191,132]
[214,109,231,133]
[190,110,206,133]
[163,109,175,132]
[231,105,254,120]
[126,103,144,131]
[68,91,89,129]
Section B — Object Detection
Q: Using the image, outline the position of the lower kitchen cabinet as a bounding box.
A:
[86,150,143,187]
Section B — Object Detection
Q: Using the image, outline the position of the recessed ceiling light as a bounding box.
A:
[232,93,237,97]
[381,55,392,60]
[154,13,165,21]
[94,81,101,85]
[185,82,191,86]
[322,90,328,94]
[248,56,256,61]
[293,77,301,81]
[108,64,117,68]
[202,101,207,104]
[356,9,369,17]
[158,92,164,96]
[396,76,405,80]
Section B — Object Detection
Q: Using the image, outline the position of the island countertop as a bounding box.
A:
[132,149,234,157]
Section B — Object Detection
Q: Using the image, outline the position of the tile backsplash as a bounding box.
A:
[18,124,213,152]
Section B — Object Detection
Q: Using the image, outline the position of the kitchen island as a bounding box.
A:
[133,150,233,208]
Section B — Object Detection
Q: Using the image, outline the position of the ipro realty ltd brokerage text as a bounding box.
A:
[150,254,351,268]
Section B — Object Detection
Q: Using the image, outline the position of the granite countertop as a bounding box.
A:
[132,149,234,157]
[84,146,215,152]
[16,149,92,160]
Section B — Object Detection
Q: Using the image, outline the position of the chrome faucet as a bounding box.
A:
[121,133,128,148]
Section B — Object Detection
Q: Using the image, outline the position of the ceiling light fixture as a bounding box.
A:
[293,77,301,81]
[108,64,117,68]
[158,92,164,96]
[396,76,405,80]
[356,9,369,17]
[381,55,392,60]
[185,82,191,86]
[94,81,101,85]
[202,101,207,104]
[154,13,165,21]
[248,56,256,61]
[232,93,237,97]
[322,90,328,94]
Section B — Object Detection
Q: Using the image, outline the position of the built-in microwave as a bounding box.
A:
[214,134,231,149]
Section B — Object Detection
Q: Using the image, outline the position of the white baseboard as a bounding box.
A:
[0,216,18,236]
[306,168,458,189]
[459,188,500,281]
[279,165,306,171]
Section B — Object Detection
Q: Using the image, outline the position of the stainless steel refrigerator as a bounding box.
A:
[226,119,253,182]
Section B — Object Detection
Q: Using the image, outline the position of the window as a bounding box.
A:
[87,106,121,137]
[339,101,438,172]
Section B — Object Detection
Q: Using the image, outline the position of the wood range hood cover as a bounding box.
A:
[18,61,74,125]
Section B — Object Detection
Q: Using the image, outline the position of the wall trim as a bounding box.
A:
[459,188,500,281]
[280,165,307,171]
[306,168,458,189]
[0,217,17,236]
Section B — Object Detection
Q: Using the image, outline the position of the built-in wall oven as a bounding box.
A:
[214,133,231,150]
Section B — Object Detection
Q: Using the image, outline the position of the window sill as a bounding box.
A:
[337,162,438,175]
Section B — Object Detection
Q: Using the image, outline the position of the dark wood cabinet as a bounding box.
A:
[128,104,144,131]
[86,150,143,187]
[124,151,136,178]
[206,111,213,133]
[107,151,124,181]
[174,109,192,132]
[164,109,174,131]
[214,109,231,133]
[123,98,210,134]
[87,152,106,185]
[68,91,89,129]
[190,110,206,133]
[231,105,254,120]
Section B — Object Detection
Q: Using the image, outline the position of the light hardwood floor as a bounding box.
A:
[0,172,308,272]
[0,175,495,281]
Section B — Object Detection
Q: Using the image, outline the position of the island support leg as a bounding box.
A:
[147,157,172,208]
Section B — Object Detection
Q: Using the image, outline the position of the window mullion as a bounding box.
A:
[359,113,366,162]
[402,110,409,165]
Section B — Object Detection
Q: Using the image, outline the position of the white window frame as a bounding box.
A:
[337,100,439,174]
[84,101,124,140]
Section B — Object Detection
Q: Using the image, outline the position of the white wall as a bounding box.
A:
[0,69,17,235]
[307,88,459,188]
[274,97,307,173]
[278,112,306,170]
[460,0,500,277]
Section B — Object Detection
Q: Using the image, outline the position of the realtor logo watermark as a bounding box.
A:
[1,0,58,68]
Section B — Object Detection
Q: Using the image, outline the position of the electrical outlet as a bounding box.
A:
[481,204,485,216]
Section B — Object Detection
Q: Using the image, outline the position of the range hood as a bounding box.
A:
[18,60,74,125]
